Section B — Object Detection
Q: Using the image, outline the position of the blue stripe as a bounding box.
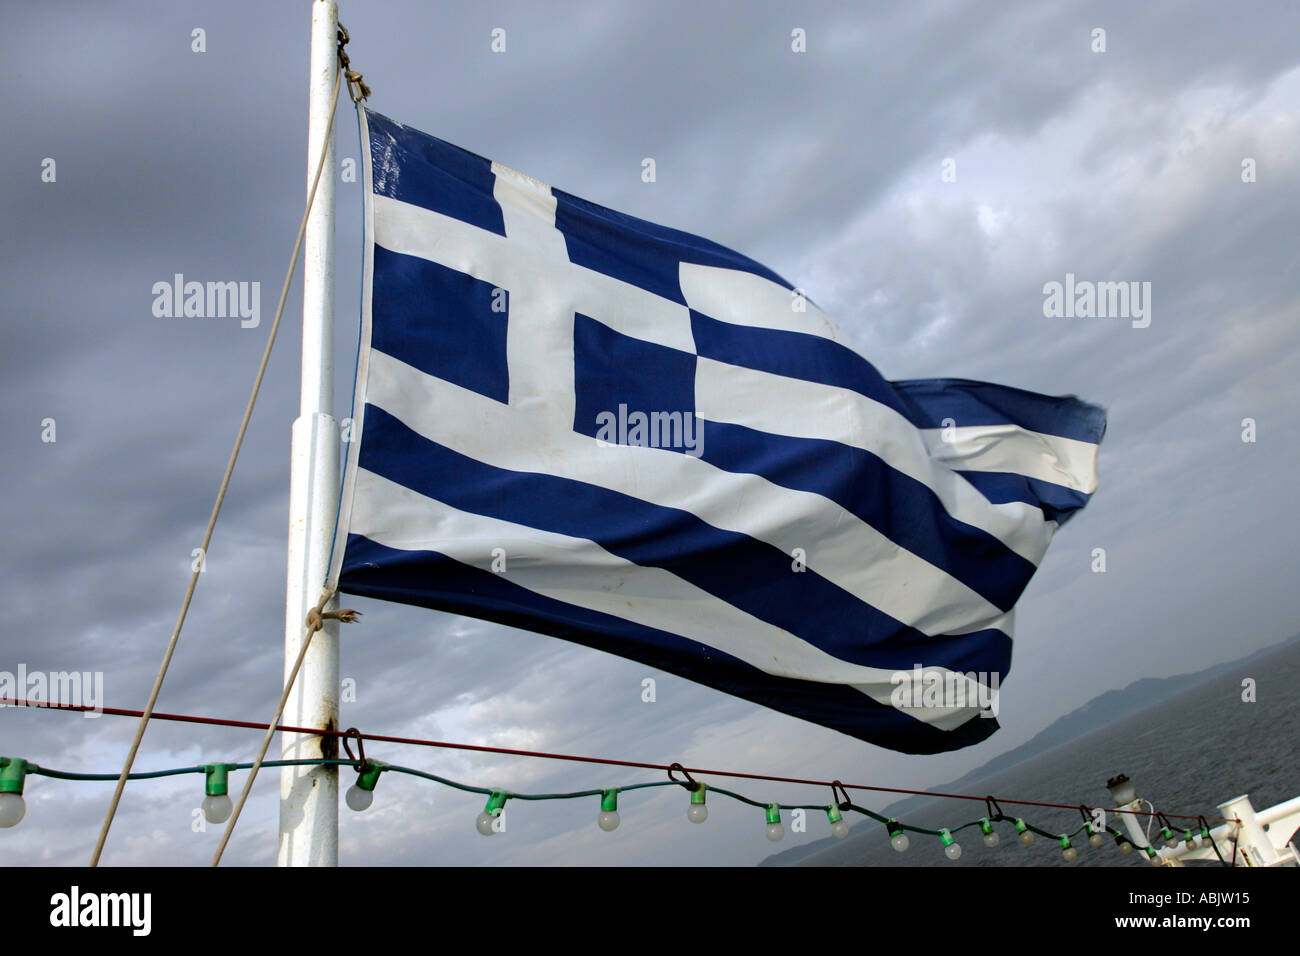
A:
[690,311,1106,448]
[691,310,914,414]
[372,245,510,404]
[890,378,1107,444]
[366,110,506,238]
[356,404,1013,677]
[699,420,1037,611]
[339,535,1000,754]
[956,471,1094,526]
[553,188,796,306]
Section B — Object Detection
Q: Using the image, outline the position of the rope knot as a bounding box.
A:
[305,607,362,630]
[337,23,370,102]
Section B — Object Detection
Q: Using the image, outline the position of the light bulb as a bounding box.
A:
[201,763,235,826]
[825,805,850,839]
[598,810,620,832]
[887,819,909,852]
[346,784,374,812]
[202,793,233,824]
[980,818,998,848]
[940,828,961,860]
[1060,838,1077,862]
[344,761,384,812]
[477,791,508,836]
[687,784,708,823]
[1089,831,1105,848]
[1015,820,1035,846]
[763,804,783,841]
[0,792,26,828]
[1119,840,1133,855]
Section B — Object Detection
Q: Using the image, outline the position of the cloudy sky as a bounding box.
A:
[2,0,1298,867]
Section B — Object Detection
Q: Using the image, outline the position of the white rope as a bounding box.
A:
[89,60,346,867]
[209,591,360,865]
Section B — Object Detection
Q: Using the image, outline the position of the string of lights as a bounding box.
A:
[0,697,1235,823]
[1,696,1234,864]
[1,753,1225,863]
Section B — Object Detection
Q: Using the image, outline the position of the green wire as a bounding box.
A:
[17,758,1226,863]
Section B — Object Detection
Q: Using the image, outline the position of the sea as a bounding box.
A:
[797,638,1300,867]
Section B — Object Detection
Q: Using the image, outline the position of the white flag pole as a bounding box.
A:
[279,0,341,867]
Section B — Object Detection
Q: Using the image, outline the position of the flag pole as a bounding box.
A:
[279,0,341,867]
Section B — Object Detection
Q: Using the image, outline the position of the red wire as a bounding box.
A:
[1,697,1234,822]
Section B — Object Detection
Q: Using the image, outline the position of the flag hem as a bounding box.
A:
[326,106,376,591]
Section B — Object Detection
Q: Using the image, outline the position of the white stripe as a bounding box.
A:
[694,358,1055,564]
[490,162,576,430]
[919,424,1099,494]
[364,348,1011,639]
[374,193,696,354]
[680,262,843,340]
[350,467,989,730]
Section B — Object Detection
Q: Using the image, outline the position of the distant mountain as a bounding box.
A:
[760,632,1300,866]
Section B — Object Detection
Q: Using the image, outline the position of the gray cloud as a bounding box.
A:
[1,0,1297,867]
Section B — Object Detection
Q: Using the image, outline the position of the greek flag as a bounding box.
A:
[329,109,1106,754]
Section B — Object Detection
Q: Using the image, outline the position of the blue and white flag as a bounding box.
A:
[329,109,1106,754]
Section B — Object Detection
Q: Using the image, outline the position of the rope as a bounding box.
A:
[87,49,347,868]
[13,696,1233,825]
[209,587,346,866]
[209,23,370,866]
[336,24,370,103]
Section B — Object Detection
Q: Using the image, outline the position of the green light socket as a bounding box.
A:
[764,804,781,825]
[600,788,618,812]
[939,828,955,847]
[886,818,904,838]
[979,817,995,835]
[484,790,508,815]
[0,758,29,794]
[203,763,236,797]
[689,784,707,805]
[356,761,385,792]
[826,804,843,825]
